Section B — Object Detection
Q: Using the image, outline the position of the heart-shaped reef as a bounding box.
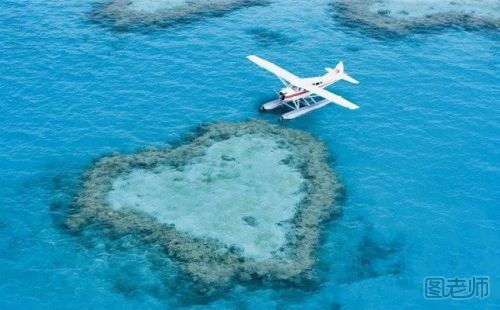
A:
[64,120,343,294]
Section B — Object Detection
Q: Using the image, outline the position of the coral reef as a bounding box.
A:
[90,0,268,30]
[64,120,343,293]
[331,0,500,36]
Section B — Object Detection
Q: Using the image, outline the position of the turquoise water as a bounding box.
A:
[0,0,499,308]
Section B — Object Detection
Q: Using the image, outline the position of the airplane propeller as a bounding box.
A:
[274,90,284,101]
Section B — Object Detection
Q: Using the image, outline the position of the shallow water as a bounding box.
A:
[0,0,499,308]
[107,135,305,261]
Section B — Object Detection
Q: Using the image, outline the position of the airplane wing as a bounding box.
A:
[247,55,302,84]
[247,55,359,110]
[294,81,360,110]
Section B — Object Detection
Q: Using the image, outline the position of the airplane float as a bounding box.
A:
[247,55,360,120]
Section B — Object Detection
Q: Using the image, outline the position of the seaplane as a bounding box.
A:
[247,55,360,120]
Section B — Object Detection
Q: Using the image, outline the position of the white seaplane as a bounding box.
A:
[247,55,360,120]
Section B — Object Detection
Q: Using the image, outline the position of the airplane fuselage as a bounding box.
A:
[279,70,342,102]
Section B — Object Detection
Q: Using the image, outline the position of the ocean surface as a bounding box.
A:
[0,0,499,309]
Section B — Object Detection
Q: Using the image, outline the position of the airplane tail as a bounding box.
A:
[326,61,359,84]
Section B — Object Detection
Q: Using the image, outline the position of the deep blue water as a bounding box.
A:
[0,0,499,309]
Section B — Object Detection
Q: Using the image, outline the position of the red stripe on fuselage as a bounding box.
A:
[284,90,308,99]
[283,81,332,99]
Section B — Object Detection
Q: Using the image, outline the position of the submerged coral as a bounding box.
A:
[246,27,296,46]
[331,0,500,36]
[90,0,268,30]
[65,120,343,293]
